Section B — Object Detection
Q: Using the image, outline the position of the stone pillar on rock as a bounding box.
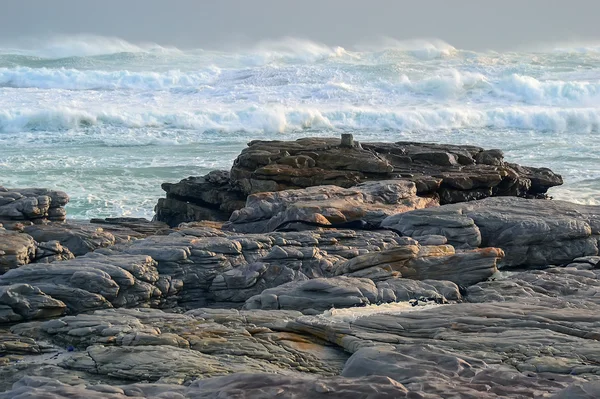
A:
[340,133,355,148]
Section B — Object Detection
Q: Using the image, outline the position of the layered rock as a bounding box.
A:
[0,284,66,323]
[154,137,563,227]
[0,229,36,273]
[225,180,438,233]
[6,139,600,398]
[6,263,600,397]
[154,170,246,227]
[0,187,68,222]
[7,308,347,386]
[89,218,172,240]
[116,227,501,308]
[22,222,116,257]
[383,196,600,268]
[244,276,462,314]
[230,138,561,200]
[0,253,181,315]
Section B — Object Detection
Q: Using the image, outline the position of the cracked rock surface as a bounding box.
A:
[4,139,600,398]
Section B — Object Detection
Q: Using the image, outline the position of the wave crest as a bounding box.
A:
[2,106,599,134]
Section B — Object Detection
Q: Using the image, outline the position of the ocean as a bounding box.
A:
[1,35,599,219]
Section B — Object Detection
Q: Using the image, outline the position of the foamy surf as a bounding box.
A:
[1,35,600,218]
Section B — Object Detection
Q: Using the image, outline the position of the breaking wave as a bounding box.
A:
[1,106,599,134]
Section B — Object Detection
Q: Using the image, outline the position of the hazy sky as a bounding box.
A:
[2,0,600,51]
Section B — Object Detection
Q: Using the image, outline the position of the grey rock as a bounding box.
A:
[0,229,36,273]
[154,171,246,227]
[0,284,65,323]
[244,276,462,313]
[0,188,68,222]
[0,253,178,313]
[24,222,116,257]
[383,196,600,268]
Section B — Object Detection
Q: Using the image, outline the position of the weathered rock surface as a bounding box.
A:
[6,264,600,398]
[230,138,562,200]
[154,170,246,227]
[0,284,65,323]
[117,227,500,308]
[90,217,172,241]
[6,141,600,399]
[225,180,438,233]
[0,229,36,273]
[0,253,181,314]
[244,276,462,314]
[0,187,68,222]
[0,374,421,398]
[154,137,563,227]
[8,308,347,384]
[383,196,600,268]
[23,222,117,257]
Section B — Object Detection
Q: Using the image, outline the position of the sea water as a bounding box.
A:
[1,35,600,219]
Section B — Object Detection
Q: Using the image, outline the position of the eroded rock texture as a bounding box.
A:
[383,196,600,268]
[0,187,68,222]
[225,180,438,233]
[154,137,562,227]
[3,141,599,398]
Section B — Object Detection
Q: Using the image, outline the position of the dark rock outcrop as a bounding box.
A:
[154,137,562,227]
[154,170,246,227]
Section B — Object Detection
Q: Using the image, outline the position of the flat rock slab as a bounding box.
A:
[383,196,600,268]
[0,374,419,399]
[9,308,347,382]
[225,180,437,234]
[288,299,598,397]
[89,218,172,241]
[244,276,462,314]
[23,222,116,257]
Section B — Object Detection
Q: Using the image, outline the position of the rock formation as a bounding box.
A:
[0,187,68,223]
[5,137,600,399]
[154,136,562,227]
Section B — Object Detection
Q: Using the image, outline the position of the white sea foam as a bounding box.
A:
[2,105,600,135]
[2,35,600,219]
[1,67,599,109]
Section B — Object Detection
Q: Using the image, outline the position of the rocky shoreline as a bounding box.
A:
[1,136,600,398]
